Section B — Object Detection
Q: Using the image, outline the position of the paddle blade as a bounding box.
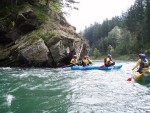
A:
[127,77,132,81]
[100,65,104,68]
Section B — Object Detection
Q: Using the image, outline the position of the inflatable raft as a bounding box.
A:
[71,65,122,70]
[133,70,150,82]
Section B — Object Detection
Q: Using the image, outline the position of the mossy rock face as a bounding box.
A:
[8,37,50,67]
[0,5,42,46]
[0,2,90,67]
[0,48,11,60]
[18,38,49,64]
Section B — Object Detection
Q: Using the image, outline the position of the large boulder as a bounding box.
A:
[46,30,89,67]
[11,38,49,67]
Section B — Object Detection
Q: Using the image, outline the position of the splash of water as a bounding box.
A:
[6,94,15,107]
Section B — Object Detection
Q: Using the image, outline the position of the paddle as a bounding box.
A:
[127,70,134,81]
[100,65,105,68]
[127,77,132,81]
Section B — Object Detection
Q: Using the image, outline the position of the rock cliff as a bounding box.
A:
[0,3,89,67]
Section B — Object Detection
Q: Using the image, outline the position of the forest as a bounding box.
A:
[82,0,150,59]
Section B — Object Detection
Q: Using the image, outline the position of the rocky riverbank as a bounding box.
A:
[0,3,89,67]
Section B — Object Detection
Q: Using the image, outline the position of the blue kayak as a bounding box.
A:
[71,65,122,70]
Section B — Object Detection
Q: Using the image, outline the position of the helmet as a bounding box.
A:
[107,54,111,57]
[142,54,146,59]
[73,55,77,58]
[138,54,142,58]
[86,55,89,59]
[84,56,87,59]
[138,53,146,59]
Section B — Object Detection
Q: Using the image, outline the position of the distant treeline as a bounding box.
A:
[82,0,150,58]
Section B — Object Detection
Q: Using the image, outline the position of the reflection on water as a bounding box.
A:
[0,61,150,113]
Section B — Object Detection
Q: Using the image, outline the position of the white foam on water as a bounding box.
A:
[12,73,29,78]
[77,97,100,105]
[9,84,27,93]
[6,94,15,107]
[2,67,12,70]
[29,84,42,90]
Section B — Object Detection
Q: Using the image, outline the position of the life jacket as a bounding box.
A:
[140,59,149,68]
[104,57,112,65]
[138,58,149,73]
[82,59,89,65]
[70,58,77,64]
[88,59,92,64]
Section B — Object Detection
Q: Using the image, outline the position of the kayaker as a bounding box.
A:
[86,56,93,65]
[104,54,115,67]
[82,55,92,66]
[70,55,78,66]
[132,54,149,73]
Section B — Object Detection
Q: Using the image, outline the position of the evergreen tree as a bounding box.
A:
[144,0,150,48]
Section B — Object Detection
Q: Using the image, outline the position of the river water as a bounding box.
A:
[0,61,150,113]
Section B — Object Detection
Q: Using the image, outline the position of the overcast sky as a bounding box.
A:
[64,0,135,32]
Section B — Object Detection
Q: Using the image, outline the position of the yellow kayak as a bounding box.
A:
[133,70,150,82]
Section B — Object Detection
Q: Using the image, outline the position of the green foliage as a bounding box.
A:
[83,16,123,46]
[83,0,150,58]
[124,0,150,52]
[115,54,137,60]
[107,45,114,55]
[50,0,62,13]
[93,48,100,59]
[119,29,133,54]
[40,32,57,42]
[0,47,11,60]
[107,26,121,49]
[31,4,49,23]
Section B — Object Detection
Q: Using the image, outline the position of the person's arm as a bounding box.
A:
[132,59,141,70]
[88,59,92,64]
[70,59,74,64]
[106,58,110,64]
[75,59,78,64]
[110,57,113,63]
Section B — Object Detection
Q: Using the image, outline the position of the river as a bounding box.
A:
[0,61,150,113]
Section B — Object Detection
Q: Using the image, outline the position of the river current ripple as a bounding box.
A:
[0,61,150,113]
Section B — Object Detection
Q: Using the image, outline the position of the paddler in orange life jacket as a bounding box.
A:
[132,54,149,73]
[82,55,93,66]
[70,55,78,66]
[104,54,115,67]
